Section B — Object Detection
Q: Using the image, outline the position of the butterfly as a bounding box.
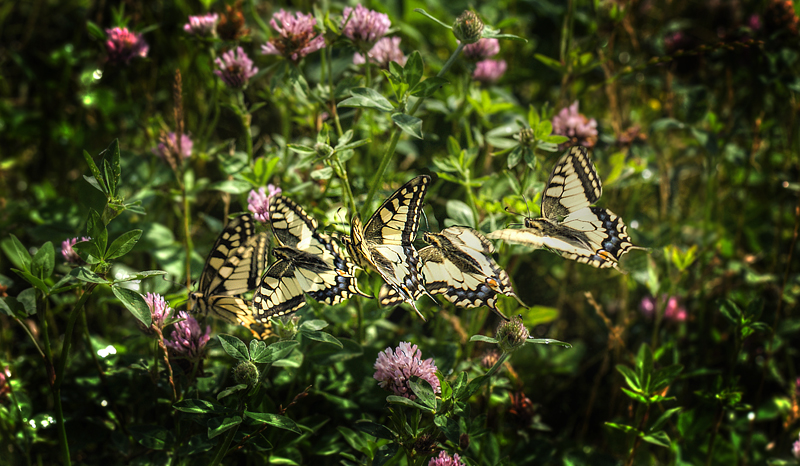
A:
[488,146,640,269]
[342,175,434,320]
[189,214,273,339]
[379,226,522,320]
[252,195,369,321]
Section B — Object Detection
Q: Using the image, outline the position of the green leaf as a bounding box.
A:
[338,88,394,112]
[525,338,572,348]
[534,120,553,140]
[446,199,474,227]
[4,235,31,271]
[462,375,490,399]
[469,335,499,344]
[173,398,228,414]
[31,242,54,279]
[413,8,452,29]
[507,147,523,169]
[69,267,109,284]
[108,139,121,191]
[11,269,49,294]
[534,54,564,72]
[244,411,301,434]
[410,77,449,98]
[288,144,316,155]
[218,334,249,361]
[83,150,108,195]
[354,420,395,440]
[451,372,468,398]
[72,241,102,265]
[300,329,343,348]
[207,415,242,439]
[129,424,174,450]
[112,286,151,327]
[641,431,671,448]
[373,443,399,466]
[616,364,641,391]
[249,339,268,362]
[605,421,638,434]
[386,395,430,411]
[299,319,329,331]
[649,407,682,432]
[106,230,142,260]
[311,167,333,181]
[87,210,107,254]
[217,384,247,400]
[391,114,423,139]
[407,379,437,410]
[251,340,299,364]
[114,270,167,282]
[434,415,460,445]
[17,288,36,315]
[208,180,252,194]
[86,21,106,40]
[103,159,116,198]
[403,51,423,90]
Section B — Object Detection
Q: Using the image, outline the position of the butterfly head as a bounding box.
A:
[422,231,442,247]
[272,247,294,262]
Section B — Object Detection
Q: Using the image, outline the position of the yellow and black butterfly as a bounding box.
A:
[252,195,369,321]
[189,213,273,339]
[488,146,640,269]
[342,175,434,320]
[380,226,522,320]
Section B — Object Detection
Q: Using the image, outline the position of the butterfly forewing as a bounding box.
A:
[252,195,368,320]
[351,175,432,318]
[541,146,602,221]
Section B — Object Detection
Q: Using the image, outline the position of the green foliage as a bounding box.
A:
[1,1,799,465]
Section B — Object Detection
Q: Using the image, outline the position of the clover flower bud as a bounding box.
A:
[233,360,259,387]
[452,11,484,45]
[496,315,529,353]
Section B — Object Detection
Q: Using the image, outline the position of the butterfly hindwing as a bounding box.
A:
[346,175,432,319]
[253,196,368,321]
[190,213,270,339]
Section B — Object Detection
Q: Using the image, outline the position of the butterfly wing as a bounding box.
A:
[554,207,638,269]
[252,258,308,320]
[357,175,432,316]
[196,214,267,297]
[541,146,602,221]
[203,295,273,340]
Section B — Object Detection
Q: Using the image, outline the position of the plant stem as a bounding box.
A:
[182,181,193,290]
[484,352,511,379]
[238,92,254,160]
[208,421,241,466]
[361,43,465,216]
[55,284,96,389]
[327,48,345,137]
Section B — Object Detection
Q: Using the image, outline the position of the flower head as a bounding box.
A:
[153,132,193,162]
[165,311,211,361]
[214,47,258,88]
[143,292,172,332]
[234,360,259,387]
[551,101,598,148]
[794,433,800,459]
[452,10,484,44]
[496,315,529,353]
[747,14,762,31]
[184,13,219,37]
[248,184,282,223]
[480,349,501,369]
[462,38,499,60]
[61,237,92,264]
[341,5,391,46]
[473,59,507,83]
[0,366,11,401]
[373,341,441,400]
[640,295,687,322]
[105,27,149,64]
[353,37,406,68]
[261,10,325,62]
[428,451,465,466]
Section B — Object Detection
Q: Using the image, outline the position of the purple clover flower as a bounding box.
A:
[748,14,762,31]
[341,5,391,46]
[261,10,326,62]
[248,184,282,223]
[214,47,259,88]
[165,311,211,361]
[473,59,507,83]
[428,451,465,466]
[184,13,219,37]
[144,292,172,331]
[462,38,500,61]
[61,237,92,264]
[353,37,406,68]
[373,341,440,400]
[640,295,687,322]
[794,433,800,459]
[153,132,193,162]
[0,366,10,400]
[105,27,149,64]
[551,101,598,148]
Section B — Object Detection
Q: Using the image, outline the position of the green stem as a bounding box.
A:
[208,421,241,466]
[484,351,510,380]
[54,285,96,390]
[238,92,254,160]
[327,48,344,137]
[182,182,193,290]
[333,155,357,217]
[200,50,220,150]
[54,388,70,466]
[361,44,465,216]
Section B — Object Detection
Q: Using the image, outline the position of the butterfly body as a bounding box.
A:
[253,195,368,321]
[343,175,433,319]
[189,214,272,339]
[488,146,640,270]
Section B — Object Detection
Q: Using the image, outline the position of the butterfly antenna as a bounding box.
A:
[421,209,430,233]
[520,193,532,218]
